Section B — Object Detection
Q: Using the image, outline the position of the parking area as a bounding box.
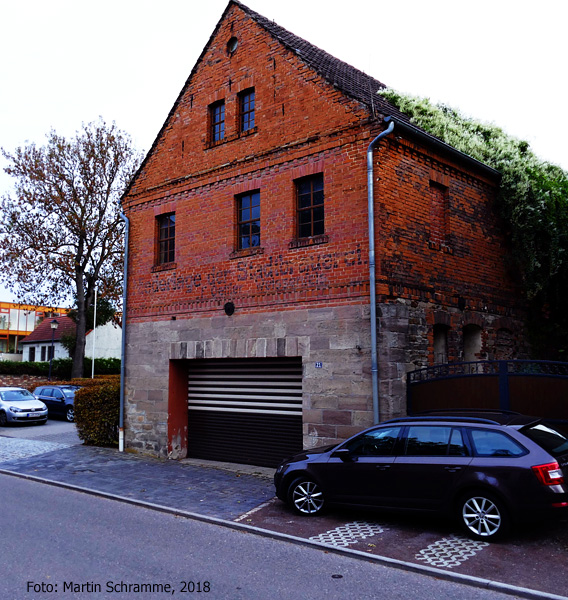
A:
[1,422,567,598]
[240,498,568,596]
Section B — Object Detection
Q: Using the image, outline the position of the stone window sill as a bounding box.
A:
[152,262,177,273]
[205,126,258,150]
[289,234,329,249]
[229,246,264,259]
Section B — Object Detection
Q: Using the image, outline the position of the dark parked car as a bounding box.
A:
[274,411,568,540]
[33,385,81,423]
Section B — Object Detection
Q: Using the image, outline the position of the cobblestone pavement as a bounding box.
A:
[0,435,273,521]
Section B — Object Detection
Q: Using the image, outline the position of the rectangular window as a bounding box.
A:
[29,347,36,362]
[210,101,225,142]
[237,191,261,249]
[157,213,176,265]
[41,346,46,361]
[296,174,324,238]
[239,89,255,132]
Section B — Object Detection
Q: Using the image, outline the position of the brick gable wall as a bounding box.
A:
[122,4,527,459]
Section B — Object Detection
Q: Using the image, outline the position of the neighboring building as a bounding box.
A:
[85,319,122,360]
[121,1,528,466]
[20,315,76,362]
[20,315,121,362]
[0,302,68,359]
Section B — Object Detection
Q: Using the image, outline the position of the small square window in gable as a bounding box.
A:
[239,88,255,133]
[209,100,225,143]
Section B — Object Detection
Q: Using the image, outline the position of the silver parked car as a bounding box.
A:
[0,387,48,426]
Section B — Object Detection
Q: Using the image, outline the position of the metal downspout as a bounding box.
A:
[118,212,130,452]
[367,119,395,424]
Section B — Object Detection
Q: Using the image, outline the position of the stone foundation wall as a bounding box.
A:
[124,303,379,457]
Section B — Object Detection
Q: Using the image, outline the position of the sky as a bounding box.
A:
[0,0,567,303]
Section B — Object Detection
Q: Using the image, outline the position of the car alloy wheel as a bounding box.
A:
[460,493,508,540]
[66,406,75,423]
[288,478,325,515]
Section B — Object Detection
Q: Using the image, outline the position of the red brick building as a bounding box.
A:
[121,1,527,466]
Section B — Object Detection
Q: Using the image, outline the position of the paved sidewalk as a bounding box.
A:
[0,437,274,521]
[1,432,567,600]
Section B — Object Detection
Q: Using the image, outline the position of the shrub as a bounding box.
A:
[74,381,120,447]
[0,358,120,377]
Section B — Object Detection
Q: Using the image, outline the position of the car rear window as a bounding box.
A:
[521,422,568,458]
[469,428,527,457]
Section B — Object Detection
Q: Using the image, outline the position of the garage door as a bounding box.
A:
[187,357,303,468]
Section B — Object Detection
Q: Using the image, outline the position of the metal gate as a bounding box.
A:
[187,357,303,467]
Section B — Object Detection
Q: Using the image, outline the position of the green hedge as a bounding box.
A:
[74,381,120,447]
[0,357,120,378]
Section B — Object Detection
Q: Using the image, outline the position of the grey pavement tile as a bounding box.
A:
[0,444,274,520]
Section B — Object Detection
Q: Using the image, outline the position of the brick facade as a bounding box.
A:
[121,1,527,460]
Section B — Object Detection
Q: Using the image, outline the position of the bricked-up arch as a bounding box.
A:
[463,324,483,362]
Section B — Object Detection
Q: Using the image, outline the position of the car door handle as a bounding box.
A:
[376,465,391,471]
[444,466,462,473]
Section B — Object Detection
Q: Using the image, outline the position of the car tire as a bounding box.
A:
[65,406,75,423]
[458,491,510,541]
[0,411,7,427]
[287,477,326,516]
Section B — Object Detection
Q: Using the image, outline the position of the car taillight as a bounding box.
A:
[532,462,565,486]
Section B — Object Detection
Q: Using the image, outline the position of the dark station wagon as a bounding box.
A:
[274,411,568,540]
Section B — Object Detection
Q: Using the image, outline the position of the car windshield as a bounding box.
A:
[1,389,35,402]
[522,422,568,458]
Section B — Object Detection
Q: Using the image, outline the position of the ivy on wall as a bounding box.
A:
[380,90,568,358]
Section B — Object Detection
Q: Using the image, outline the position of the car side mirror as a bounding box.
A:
[332,448,355,462]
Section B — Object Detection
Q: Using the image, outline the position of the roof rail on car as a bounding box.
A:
[416,409,521,416]
[385,416,502,425]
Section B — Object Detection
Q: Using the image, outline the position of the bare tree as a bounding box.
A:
[1,119,142,377]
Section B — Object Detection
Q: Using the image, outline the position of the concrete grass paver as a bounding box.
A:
[242,497,568,597]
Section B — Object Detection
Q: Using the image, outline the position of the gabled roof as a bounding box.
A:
[234,1,410,121]
[123,1,412,200]
[20,315,76,344]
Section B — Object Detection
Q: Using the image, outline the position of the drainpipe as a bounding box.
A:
[367,118,395,425]
[118,211,130,452]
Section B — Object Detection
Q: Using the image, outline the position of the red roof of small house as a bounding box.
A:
[20,316,76,344]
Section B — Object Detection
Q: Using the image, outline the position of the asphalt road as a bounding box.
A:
[1,474,530,600]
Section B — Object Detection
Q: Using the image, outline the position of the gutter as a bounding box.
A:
[118,212,130,452]
[367,119,395,425]
[383,115,500,179]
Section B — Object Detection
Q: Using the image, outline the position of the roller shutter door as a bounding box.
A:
[187,357,303,468]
